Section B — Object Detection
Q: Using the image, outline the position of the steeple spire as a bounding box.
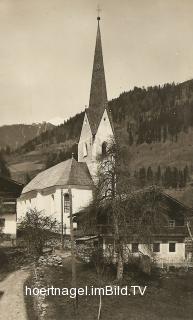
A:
[89,14,108,111]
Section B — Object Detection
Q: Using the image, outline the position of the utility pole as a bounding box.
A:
[61,189,64,249]
[68,187,78,311]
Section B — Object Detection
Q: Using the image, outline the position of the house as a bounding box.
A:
[0,176,23,242]
[75,187,193,267]
[17,15,114,234]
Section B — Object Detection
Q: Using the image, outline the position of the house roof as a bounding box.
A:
[0,176,23,197]
[21,158,93,195]
[164,186,193,210]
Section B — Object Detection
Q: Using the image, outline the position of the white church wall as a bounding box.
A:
[17,186,93,235]
[71,188,93,214]
[78,113,93,163]
[93,109,114,158]
[88,109,114,178]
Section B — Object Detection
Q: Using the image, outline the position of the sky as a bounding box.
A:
[0,0,193,125]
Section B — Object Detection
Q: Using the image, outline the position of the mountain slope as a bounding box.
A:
[0,122,54,151]
[6,79,193,185]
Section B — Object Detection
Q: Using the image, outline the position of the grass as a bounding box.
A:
[41,257,193,320]
[0,247,31,282]
[24,277,39,320]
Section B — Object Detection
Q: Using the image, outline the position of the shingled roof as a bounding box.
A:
[22,158,93,195]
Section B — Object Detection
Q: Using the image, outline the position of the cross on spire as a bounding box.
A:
[97,5,101,20]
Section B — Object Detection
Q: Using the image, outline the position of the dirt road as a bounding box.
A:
[0,268,29,320]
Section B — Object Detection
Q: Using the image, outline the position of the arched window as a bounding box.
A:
[83,142,88,157]
[102,141,107,156]
[64,193,70,213]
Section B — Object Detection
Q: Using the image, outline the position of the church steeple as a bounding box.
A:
[78,14,115,177]
[89,16,108,112]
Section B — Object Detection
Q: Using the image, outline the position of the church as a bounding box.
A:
[17,16,193,268]
[17,16,114,234]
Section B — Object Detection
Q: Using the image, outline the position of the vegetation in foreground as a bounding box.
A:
[38,257,193,320]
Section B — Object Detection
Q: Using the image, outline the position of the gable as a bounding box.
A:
[79,113,92,143]
[95,109,114,144]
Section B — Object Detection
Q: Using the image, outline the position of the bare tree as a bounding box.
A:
[78,140,167,281]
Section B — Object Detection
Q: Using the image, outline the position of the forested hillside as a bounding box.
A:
[7,79,193,187]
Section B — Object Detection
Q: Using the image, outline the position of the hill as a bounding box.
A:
[0,122,54,151]
[6,79,193,186]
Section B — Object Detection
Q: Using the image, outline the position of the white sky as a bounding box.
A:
[0,0,193,125]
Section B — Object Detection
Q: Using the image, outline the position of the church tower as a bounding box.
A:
[78,15,114,179]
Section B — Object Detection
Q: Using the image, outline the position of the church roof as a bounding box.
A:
[87,17,110,135]
[21,158,93,195]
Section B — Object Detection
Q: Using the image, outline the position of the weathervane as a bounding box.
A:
[97,4,101,20]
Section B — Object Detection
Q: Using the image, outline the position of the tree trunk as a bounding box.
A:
[117,250,123,281]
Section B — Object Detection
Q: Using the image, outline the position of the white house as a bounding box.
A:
[0,176,23,241]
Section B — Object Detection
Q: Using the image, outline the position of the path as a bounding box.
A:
[0,268,30,320]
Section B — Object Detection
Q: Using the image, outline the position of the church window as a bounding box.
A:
[51,194,54,200]
[102,141,107,156]
[64,193,70,213]
[83,142,88,157]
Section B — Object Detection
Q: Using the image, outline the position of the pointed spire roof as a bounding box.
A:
[86,17,109,135]
[89,17,108,111]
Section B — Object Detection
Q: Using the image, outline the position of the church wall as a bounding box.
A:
[78,113,93,164]
[17,186,93,235]
[71,188,93,214]
[88,109,114,178]
[93,109,114,157]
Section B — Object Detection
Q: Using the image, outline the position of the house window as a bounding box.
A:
[2,199,16,213]
[0,218,5,228]
[83,142,88,157]
[64,193,70,213]
[131,243,139,253]
[169,220,175,228]
[102,141,107,156]
[169,242,176,252]
[153,243,160,253]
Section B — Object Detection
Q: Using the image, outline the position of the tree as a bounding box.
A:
[0,152,11,178]
[139,167,146,187]
[147,166,153,183]
[155,166,161,184]
[17,208,59,255]
[79,140,167,281]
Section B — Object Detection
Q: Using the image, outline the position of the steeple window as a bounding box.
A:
[102,141,107,156]
[83,142,88,157]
